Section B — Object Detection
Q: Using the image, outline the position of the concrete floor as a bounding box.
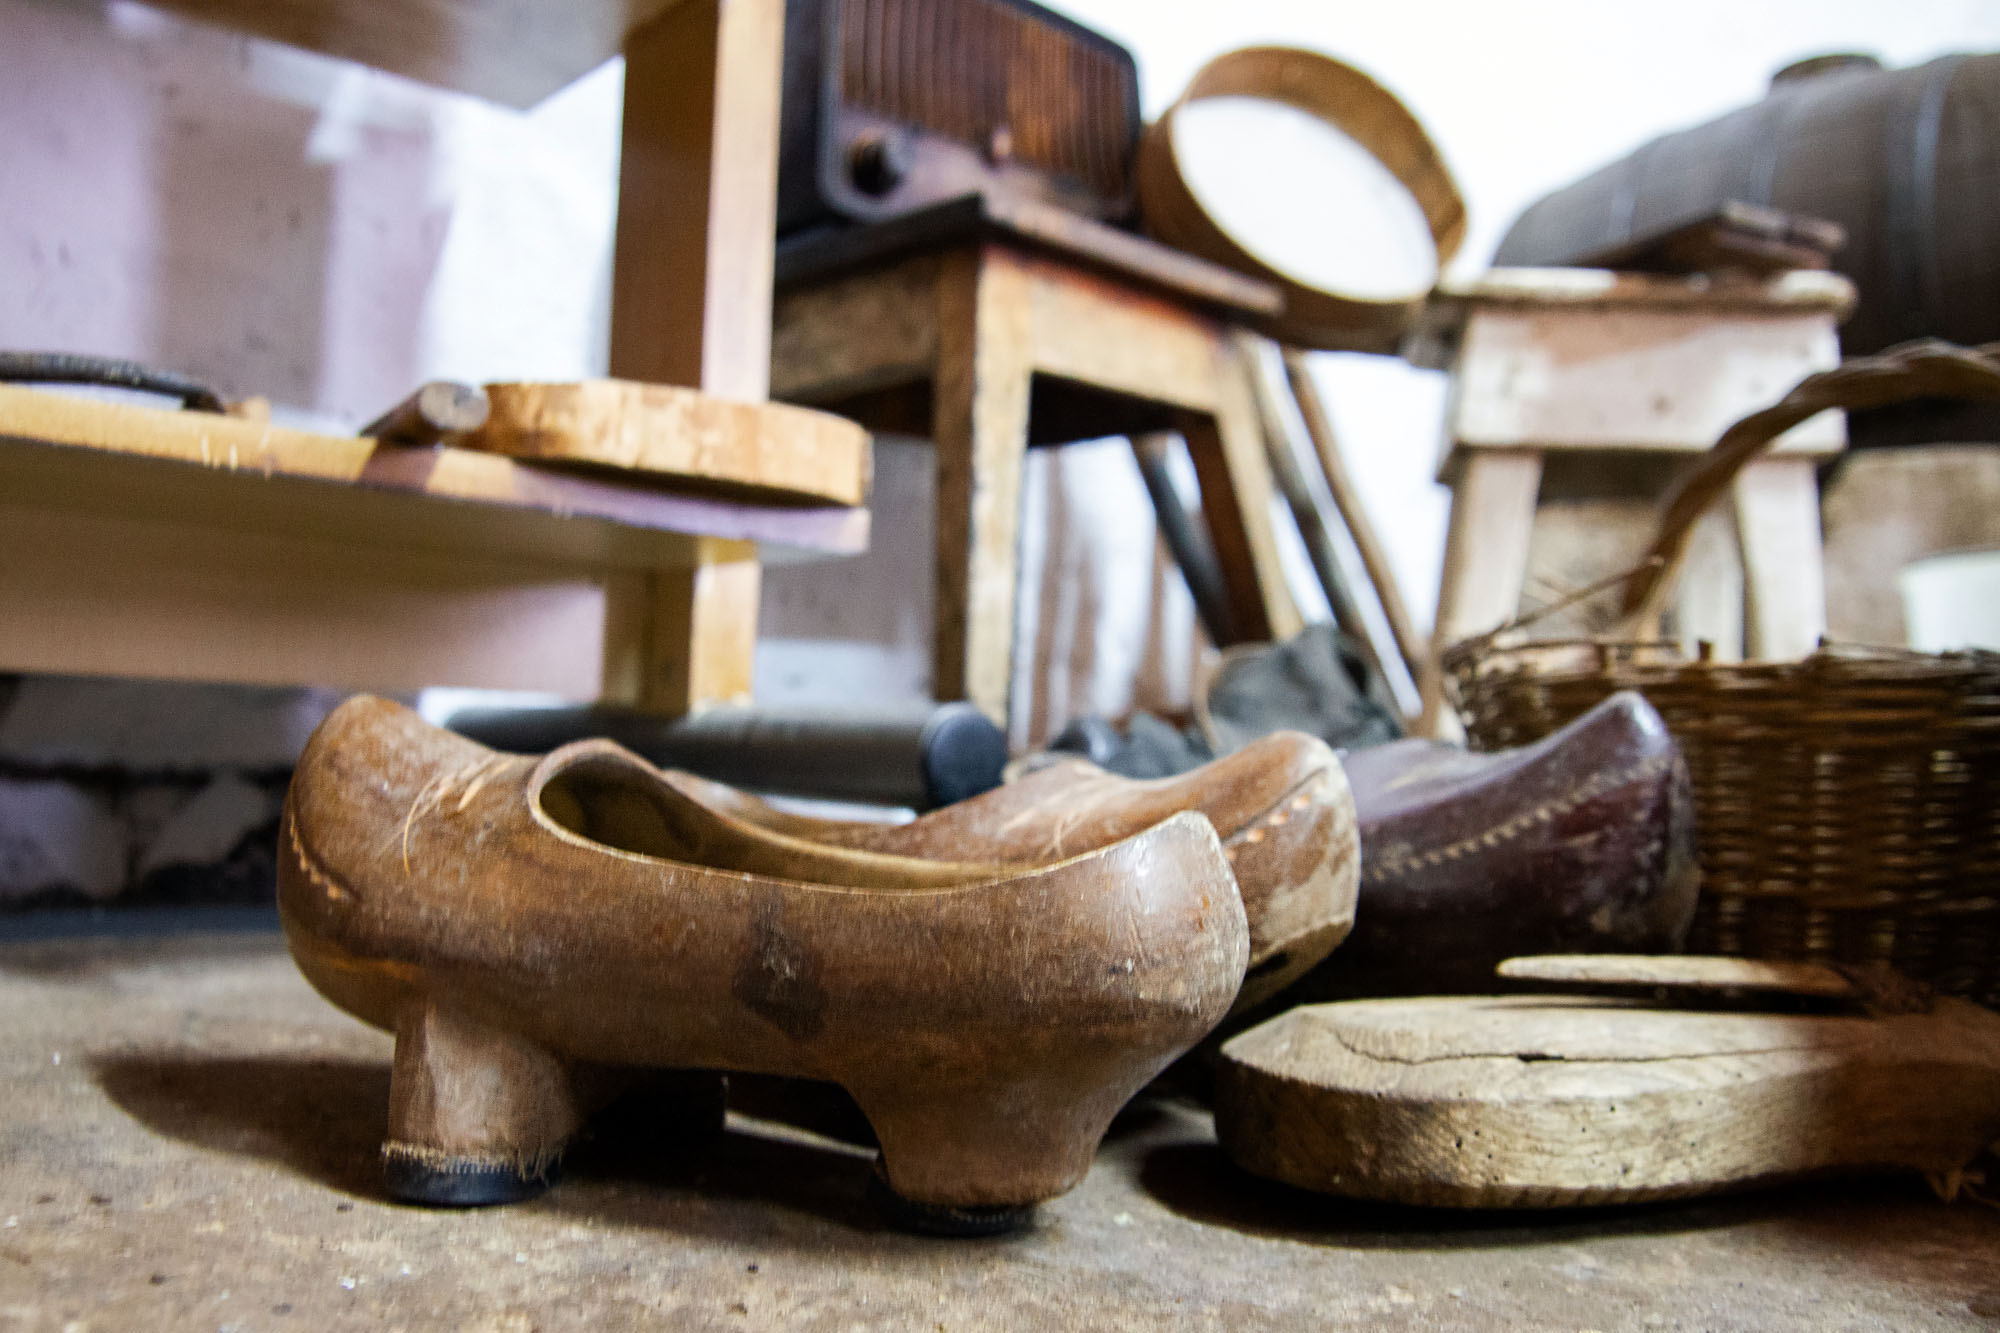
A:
[3,931,1999,1331]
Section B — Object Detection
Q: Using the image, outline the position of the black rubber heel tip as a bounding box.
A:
[381,1148,559,1207]
[867,1160,1036,1237]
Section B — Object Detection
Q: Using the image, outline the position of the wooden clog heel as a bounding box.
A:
[379,1000,581,1205]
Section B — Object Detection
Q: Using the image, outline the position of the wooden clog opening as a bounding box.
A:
[534,743,1003,890]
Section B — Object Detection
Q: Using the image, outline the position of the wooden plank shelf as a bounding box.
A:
[0,386,866,702]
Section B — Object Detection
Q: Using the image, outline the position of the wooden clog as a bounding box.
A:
[279,697,1248,1228]
[1217,955,2000,1208]
[1293,690,1698,1000]
[664,732,1356,1012]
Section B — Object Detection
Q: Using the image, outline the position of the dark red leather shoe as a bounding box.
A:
[1287,690,1699,1000]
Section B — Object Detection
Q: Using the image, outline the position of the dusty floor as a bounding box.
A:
[2,930,1998,1331]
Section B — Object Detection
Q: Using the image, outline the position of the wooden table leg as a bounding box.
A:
[1733,455,1827,660]
[599,538,761,713]
[1175,341,1304,645]
[606,0,784,712]
[1420,448,1544,735]
[932,247,1034,725]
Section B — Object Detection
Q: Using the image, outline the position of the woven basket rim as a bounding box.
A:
[1446,638,2000,686]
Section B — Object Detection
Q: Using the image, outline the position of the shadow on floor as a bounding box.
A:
[95,1053,388,1199]
[1134,1139,1939,1251]
[90,1053,1046,1252]
[720,1073,1179,1154]
[88,1050,1971,1265]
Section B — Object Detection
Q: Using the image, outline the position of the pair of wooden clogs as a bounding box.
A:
[278,694,1359,1230]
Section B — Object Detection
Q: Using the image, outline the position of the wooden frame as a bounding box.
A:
[30,0,817,716]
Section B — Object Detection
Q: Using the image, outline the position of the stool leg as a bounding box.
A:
[932,248,1034,726]
[1733,456,1826,660]
[1420,449,1543,736]
[649,541,761,713]
[1174,343,1305,646]
[599,539,759,714]
[606,0,783,716]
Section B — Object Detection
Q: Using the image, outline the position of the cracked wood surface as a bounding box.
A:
[1218,990,2000,1208]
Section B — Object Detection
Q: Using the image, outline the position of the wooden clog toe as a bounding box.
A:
[1294,690,1697,1000]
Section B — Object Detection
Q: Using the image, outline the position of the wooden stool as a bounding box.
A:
[771,196,1305,726]
[1412,268,1857,731]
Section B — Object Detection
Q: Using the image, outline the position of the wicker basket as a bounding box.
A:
[1446,341,2000,1004]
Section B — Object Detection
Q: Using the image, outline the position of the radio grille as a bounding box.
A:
[833,0,1136,210]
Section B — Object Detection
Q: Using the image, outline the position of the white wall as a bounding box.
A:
[1,0,622,424]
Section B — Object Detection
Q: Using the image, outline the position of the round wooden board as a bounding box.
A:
[1215,993,2000,1208]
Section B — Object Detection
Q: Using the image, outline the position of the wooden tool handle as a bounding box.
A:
[1281,347,1426,684]
[362,381,491,445]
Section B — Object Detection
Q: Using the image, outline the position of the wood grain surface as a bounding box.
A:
[465,381,870,506]
[774,194,1284,317]
[1496,955,1859,999]
[0,384,867,555]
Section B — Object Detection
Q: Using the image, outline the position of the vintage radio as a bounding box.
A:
[777,0,1142,234]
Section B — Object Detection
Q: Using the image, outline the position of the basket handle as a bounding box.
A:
[1613,339,2000,636]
